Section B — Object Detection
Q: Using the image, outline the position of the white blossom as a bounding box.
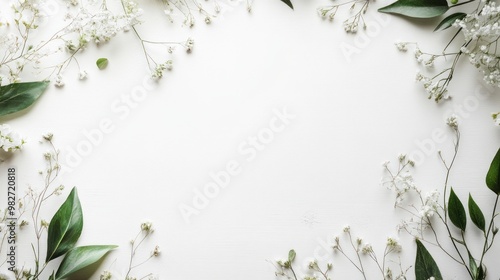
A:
[0,124,25,152]
[454,1,500,88]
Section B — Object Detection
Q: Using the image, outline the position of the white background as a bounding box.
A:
[3,0,500,279]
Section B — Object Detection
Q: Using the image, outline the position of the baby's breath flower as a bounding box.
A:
[398,154,406,162]
[141,221,154,232]
[395,41,408,52]
[42,132,53,141]
[455,1,500,88]
[55,74,64,87]
[414,48,423,62]
[152,245,160,257]
[446,114,459,130]
[361,243,373,254]
[54,185,65,195]
[0,124,25,152]
[342,225,350,233]
[78,70,88,80]
[184,37,194,52]
[100,270,112,280]
[386,237,402,253]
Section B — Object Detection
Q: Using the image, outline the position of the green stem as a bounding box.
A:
[478,195,499,270]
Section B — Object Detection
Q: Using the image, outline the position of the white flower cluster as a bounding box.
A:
[446,114,459,130]
[65,1,143,47]
[419,190,440,218]
[343,20,359,33]
[454,0,500,88]
[382,155,418,206]
[415,71,450,101]
[0,124,25,152]
[395,42,450,101]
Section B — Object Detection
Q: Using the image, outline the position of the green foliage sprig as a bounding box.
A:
[44,188,117,280]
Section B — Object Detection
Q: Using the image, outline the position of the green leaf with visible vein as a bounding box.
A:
[415,240,442,280]
[379,0,449,18]
[434,12,466,31]
[55,245,117,279]
[0,81,49,117]
[46,187,83,262]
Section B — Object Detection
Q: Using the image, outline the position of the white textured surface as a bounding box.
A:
[3,0,500,279]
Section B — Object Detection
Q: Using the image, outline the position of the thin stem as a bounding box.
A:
[479,195,499,269]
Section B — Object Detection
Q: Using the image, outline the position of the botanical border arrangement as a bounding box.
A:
[0,0,499,279]
[274,0,499,279]
[1,133,160,280]
[274,118,500,280]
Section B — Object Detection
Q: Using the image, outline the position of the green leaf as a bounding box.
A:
[0,81,49,117]
[46,187,83,262]
[415,240,443,280]
[468,251,478,280]
[468,194,486,232]
[486,148,500,195]
[280,0,294,10]
[55,245,117,280]
[96,58,108,70]
[478,264,485,280]
[448,188,467,231]
[434,12,466,31]
[378,0,449,18]
[288,249,296,263]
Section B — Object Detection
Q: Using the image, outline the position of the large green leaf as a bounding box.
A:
[415,240,443,280]
[55,245,117,279]
[378,0,449,18]
[280,0,293,9]
[486,148,500,195]
[448,188,467,231]
[0,81,49,117]
[434,12,466,31]
[468,194,486,232]
[46,187,83,262]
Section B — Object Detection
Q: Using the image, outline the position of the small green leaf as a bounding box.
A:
[280,0,294,10]
[0,81,49,117]
[415,240,443,280]
[448,188,467,231]
[434,12,466,31]
[378,0,449,18]
[96,58,109,70]
[46,187,83,262]
[468,251,478,280]
[478,264,485,280]
[55,245,117,280]
[288,249,296,263]
[486,148,500,195]
[468,194,486,232]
